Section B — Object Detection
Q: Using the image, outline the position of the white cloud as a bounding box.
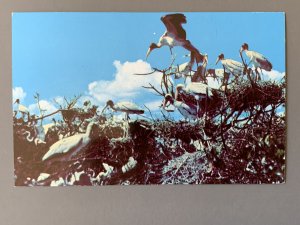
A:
[88,60,163,103]
[53,96,65,107]
[263,70,285,81]
[12,87,26,103]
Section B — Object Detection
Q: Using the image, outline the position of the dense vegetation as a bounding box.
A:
[13,78,285,186]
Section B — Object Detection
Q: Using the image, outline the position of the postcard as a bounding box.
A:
[12,12,285,186]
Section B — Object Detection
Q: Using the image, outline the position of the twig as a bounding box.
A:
[144,104,155,121]
[142,83,164,96]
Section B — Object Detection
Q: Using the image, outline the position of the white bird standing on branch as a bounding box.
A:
[215,53,244,77]
[14,98,29,119]
[102,100,144,137]
[163,94,197,120]
[102,100,144,120]
[206,69,232,90]
[171,61,194,79]
[175,82,213,115]
[146,13,204,64]
[240,43,272,81]
[42,122,100,161]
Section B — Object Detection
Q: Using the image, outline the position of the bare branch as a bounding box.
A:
[142,83,164,96]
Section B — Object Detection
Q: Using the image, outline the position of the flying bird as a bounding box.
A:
[216,53,244,78]
[240,43,272,81]
[42,122,100,161]
[163,94,198,120]
[146,13,204,64]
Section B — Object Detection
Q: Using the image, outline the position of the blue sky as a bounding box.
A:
[12,12,285,120]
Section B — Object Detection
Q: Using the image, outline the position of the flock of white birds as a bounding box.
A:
[145,13,273,121]
[13,13,275,185]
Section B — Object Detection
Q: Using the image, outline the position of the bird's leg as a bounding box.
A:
[21,112,25,121]
[246,68,254,86]
[169,47,173,57]
[255,68,260,82]
[123,113,129,138]
[259,68,263,81]
[195,97,200,117]
[223,67,228,93]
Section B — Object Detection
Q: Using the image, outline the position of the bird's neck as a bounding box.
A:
[154,42,162,48]
[173,99,182,108]
[86,124,95,137]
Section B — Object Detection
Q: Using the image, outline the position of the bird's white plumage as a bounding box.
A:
[171,61,194,79]
[42,133,85,161]
[178,62,191,73]
[220,59,244,76]
[42,122,98,161]
[245,50,265,61]
[18,104,29,114]
[164,94,197,120]
[185,82,213,97]
[43,123,55,135]
[174,100,198,120]
[158,32,184,48]
[210,69,225,78]
[244,50,272,71]
[114,101,143,113]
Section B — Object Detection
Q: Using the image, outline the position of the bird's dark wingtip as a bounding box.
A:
[161,13,187,23]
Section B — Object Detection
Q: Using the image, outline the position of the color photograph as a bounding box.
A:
[12,12,286,186]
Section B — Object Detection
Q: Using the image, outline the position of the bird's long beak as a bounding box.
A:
[101,104,108,115]
[162,99,168,109]
[203,55,208,65]
[146,48,152,60]
[239,47,244,53]
[215,58,220,65]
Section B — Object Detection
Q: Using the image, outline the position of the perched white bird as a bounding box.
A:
[171,61,194,79]
[14,99,29,119]
[206,68,232,90]
[42,122,99,161]
[240,43,272,81]
[163,94,197,120]
[175,82,212,100]
[215,53,244,77]
[206,68,226,80]
[102,100,144,120]
[146,13,204,64]
[175,82,213,114]
[185,82,213,97]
